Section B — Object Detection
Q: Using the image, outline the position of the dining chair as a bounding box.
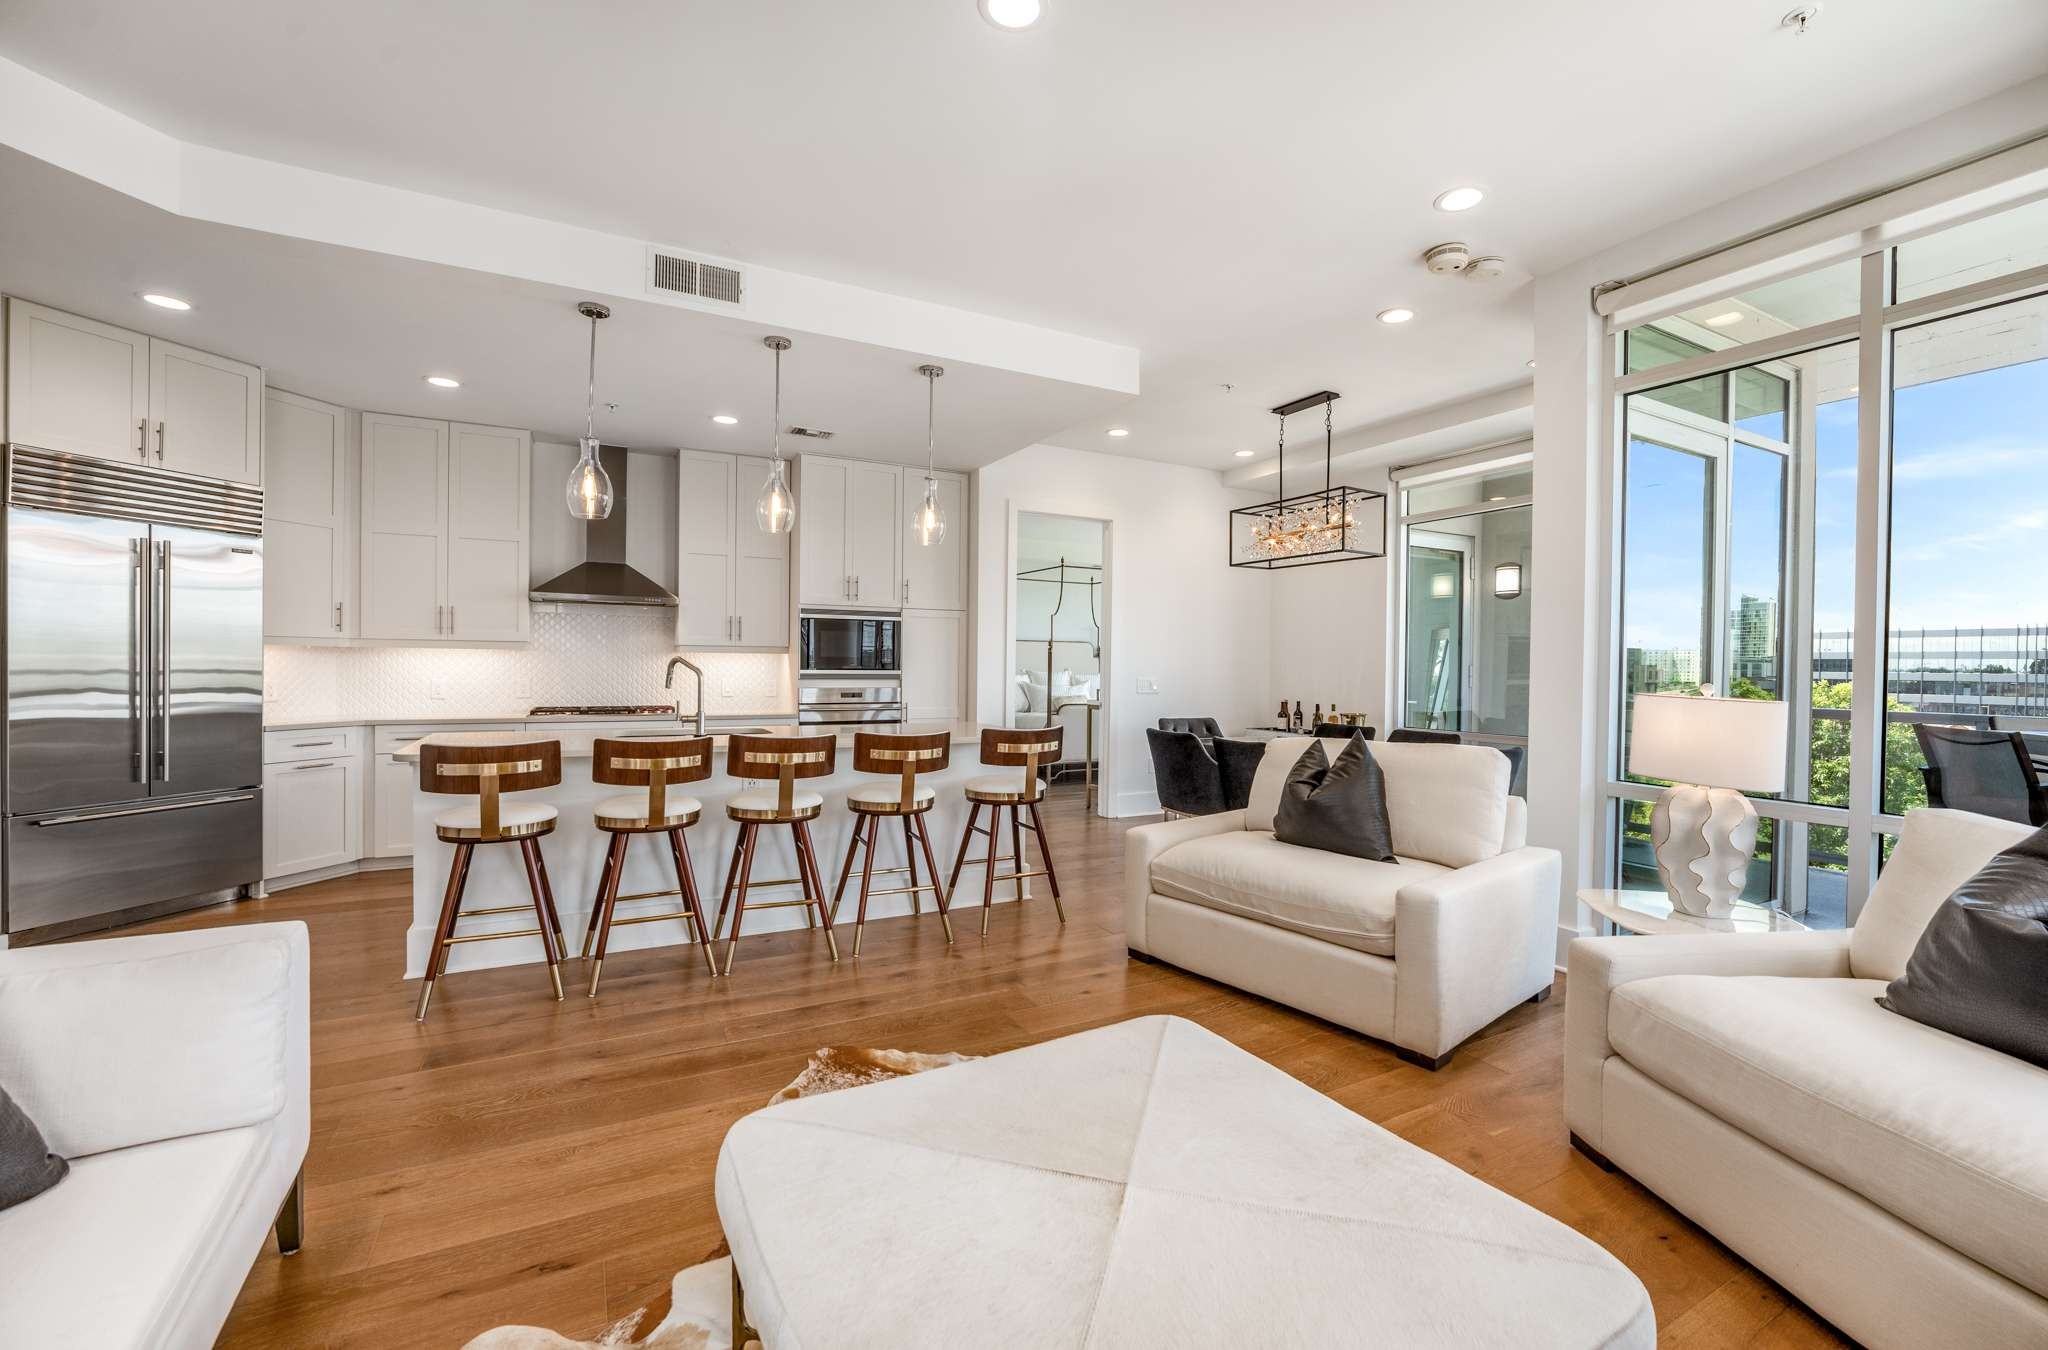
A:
[1145,727,1224,818]
[1387,727,1461,745]
[1914,723,2048,826]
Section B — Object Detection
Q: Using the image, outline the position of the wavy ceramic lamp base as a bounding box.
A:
[1648,784,1758,918]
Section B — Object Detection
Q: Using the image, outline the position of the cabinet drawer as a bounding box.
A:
[373,722,520,754]
[264,726,362,764]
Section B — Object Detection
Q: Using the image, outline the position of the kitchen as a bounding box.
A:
[0,290,976,952]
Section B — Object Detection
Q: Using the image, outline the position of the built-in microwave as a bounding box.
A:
[800,613,901,675]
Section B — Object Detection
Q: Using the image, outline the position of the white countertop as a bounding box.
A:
[263,710,795,732]
[391,721,989,763]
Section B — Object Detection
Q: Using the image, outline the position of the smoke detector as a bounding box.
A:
[1423,242,1471,275]
[1463,255,1507,282]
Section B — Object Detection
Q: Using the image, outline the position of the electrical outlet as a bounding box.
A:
[1136,677,1159,695]
[430,677,448,701]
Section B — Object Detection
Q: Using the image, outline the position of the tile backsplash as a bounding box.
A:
[264,606,792,723]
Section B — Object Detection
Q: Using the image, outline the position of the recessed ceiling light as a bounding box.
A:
[1433,187,1485,212]
[142,293,191,310]
[978,0,1041,29]
[424,375,461,389]
[1107,427,1130,437]
[711,414,739,425]
[1526,360,1537,369]
[1377,307,1415,324]
[1704,311,1745,327]
[1234,449,1256,458]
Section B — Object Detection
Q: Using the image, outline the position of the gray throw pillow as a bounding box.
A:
[0,1084,67,1211]
[1274,735,1396,862]
[1878,823,2048,1069]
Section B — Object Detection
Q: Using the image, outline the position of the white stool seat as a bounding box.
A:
[433,799,557,837]
[594,792,703,828]
[964,773,1046,802]
[847,782,937,811]
[728,787,825,817]
[718,1015,1653,1349]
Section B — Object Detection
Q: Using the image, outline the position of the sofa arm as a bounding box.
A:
[1123,810,1246,952]
[0,922,310,1159]
[1564,928,1851,1149]
[1392,845,1560,1059]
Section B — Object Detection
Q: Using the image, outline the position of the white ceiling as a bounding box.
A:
[2,0,2045,472]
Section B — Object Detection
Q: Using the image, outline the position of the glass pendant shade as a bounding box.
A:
[567,437,613,520]
[911,475,946,546]
[756,457,795,534]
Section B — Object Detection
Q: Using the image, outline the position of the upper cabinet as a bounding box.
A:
[264,390,352,642]
[5,299,262,484]
[677,450,790,649]
[899,469,968,611]
[359,414,529,643]
[797,454,901,610]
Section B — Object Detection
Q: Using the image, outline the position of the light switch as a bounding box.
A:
[1136,677,1159,695]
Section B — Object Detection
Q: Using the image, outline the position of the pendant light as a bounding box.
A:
[755,336,796,535]
[566,301,614,521]
[1227,389,1387,568]
[911,363,946,547]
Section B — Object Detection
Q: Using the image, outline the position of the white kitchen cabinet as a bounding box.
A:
[149,338,263,483]
[901,609,967,722]
[4,299,149,464]
[677,451,789,649]
[264,755,362,879]
[264,390,352,641]
[360,415,529,643]
[797,454,901,610]
[368,722,520,859]
[899,469,967,610]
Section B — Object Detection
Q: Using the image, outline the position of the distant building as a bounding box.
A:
[1625,646,1701,694]
[1731,595,1780,691]
[1811,626,2048,722]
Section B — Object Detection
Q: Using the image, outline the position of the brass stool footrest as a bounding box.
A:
[607,910,701,929]
[458,902,540,918]
[857,882,943,899]
[991,868,1049,886]
[613,886,684,903]
[740,896,824,911]
[445,927,543,944]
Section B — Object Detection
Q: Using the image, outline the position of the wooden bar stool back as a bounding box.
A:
[713,733,840,973]
[579,736,717,997]
[948,727,1066,936]
[415,739,565,1020]
[832,731,954,955]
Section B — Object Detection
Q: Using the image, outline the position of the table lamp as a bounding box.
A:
[1627,689,1789,918]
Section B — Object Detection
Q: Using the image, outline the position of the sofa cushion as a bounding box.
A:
[0,1085,65,1211]
[1274,737,1394,861]
[0,1125,266,1348]
[1152,830,1445,957]
[1608,972,2048,1297]
[1852,808,2034,982]
[1245,737,1509,869]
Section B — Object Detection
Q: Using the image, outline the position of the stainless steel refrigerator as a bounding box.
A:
[3,447,263,942]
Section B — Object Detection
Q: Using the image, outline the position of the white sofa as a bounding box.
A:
[1566,808,2048,1350]
[1125,736,1559,1066]
[0,922,311,1350]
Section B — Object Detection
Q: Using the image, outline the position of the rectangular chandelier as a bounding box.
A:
[1228,390,1388,569]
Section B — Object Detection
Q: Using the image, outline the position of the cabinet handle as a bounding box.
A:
[855,575,861,600]
[737,615,743,641]
[903,578,909,604]
[291,740,337,749]
[334,601,343,632]
[449,605,456,633]
[288,761,337,772]
[137,418,149,462]
[435,605,444,634]
[155,421,166,462]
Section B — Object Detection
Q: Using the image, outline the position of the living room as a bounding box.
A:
[1,4,2046,1348]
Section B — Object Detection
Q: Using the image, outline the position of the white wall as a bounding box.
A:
[1265,462,1395,728]
[973,444,1271,816]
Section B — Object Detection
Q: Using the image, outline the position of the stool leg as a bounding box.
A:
[712,828,746,941]
[901,816,923,916]
[416,841,473,1021]
[668,826,718,979]
[948,803,982,896]
[913,810,953,943]
[793,820,838,961]
[1027,800,1066,924]
[519,839,565,1001]
[721,824,760,976]
[829,815,866,925]
[533,839,568,959]
[980,806,999,937]
[587,833,627,997]
[580,831,622,959]
[853,815,879,958]
[1009,805,1027,904]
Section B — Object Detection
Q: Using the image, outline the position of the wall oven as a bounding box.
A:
[800,613,900,676]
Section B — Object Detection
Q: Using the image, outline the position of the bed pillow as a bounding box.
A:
[1273,736,1396,862]
[0,1084,67,1211]
[1878,823,2048,1069]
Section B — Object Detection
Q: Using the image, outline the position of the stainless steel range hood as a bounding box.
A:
[529,445,678,606]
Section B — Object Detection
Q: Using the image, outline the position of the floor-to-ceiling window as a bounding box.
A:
[1605,192,2048,926]
[1397,455,1531,790]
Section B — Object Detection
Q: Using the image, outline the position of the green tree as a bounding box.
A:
[1804,679,1926,870]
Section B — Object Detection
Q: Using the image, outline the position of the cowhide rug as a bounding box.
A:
[461,1046,977,1349]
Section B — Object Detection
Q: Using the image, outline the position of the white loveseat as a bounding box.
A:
[0,922,311,1349]
[1566,808,2048,1350]
[1125,736,1559,1066]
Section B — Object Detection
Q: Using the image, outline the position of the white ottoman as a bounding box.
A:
[716,1015,1652,1349]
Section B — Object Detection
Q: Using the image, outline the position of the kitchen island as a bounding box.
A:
[396,723,1021,978]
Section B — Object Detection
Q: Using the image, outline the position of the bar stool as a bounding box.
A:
[415,739,566,1020]
[831,730,954,955]
[579,735,718,997]
[948,727,1066,937]
[712,733,840,973]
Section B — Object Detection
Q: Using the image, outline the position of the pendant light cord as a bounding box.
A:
[772,344,783,465]
[583,310,598,444]
[1324,400,1332,495]
[926,368,937,478]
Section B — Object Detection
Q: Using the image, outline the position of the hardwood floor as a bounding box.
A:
[127,787,1849,1348]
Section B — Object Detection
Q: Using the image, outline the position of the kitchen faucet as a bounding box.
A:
[665,656,706,735]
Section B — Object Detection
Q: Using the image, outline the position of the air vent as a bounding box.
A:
[787,426,835,440]
[645,245,747,310]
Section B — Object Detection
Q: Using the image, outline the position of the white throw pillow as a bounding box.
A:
[1850,807,2035,982]
[1013,675,1031,714]
[1051,668,1075,696]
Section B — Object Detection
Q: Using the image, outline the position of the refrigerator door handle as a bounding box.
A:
[33,792,258,827]
[156,539,172,782]
[132,538,151,782]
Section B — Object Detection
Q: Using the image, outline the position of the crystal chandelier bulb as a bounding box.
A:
[756,458,795,535]
[566,437,613,520]
[911,476,946,547]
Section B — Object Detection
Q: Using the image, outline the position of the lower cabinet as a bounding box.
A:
[901,609,967,723]
[262,727,366,883]
[370,753,417,860]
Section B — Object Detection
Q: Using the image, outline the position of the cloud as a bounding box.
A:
[1892,443,2046,482]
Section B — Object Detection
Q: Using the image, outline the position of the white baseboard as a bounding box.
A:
[1556,921,1593,970]
[1113,789,1161,818]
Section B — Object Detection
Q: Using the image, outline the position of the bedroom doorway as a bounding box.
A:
[1013,512,1107,811]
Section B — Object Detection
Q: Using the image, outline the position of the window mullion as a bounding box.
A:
[1844,250,1893,921]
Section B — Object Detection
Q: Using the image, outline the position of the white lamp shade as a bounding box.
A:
[1628,692,1789,792]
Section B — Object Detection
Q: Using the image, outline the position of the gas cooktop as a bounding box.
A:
[526,705,675,718]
